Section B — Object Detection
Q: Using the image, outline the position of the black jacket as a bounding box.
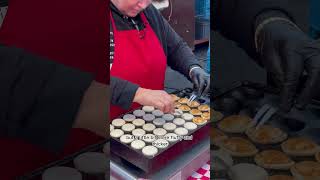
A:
[213,0,308,60]
[0,45,93,152]
[110,3,201,109]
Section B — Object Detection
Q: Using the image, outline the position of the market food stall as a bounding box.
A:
[110,88,211,179]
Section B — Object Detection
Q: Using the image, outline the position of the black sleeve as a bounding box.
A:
[212,0,308,59]
[0,0,7,7]
[145,6,202,80]
[0,45,93,152]
[111,76,139,110]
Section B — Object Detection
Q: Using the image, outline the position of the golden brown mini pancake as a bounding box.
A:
[178,98,189,104]
[174,102,182,108]
[281,137,320,156]
[218,115,252,133]
[246,125,287,144]
[220,137,258,157]
[201,112,210,120]
[178,105,191,112]
[190,109,202,116]
[254,150,294,170]
[187,100,200,108]
[291,161,320,180]
[192,117,206,125]
[198,104,210,111]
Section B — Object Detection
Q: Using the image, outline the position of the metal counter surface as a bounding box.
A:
[110,137,210,180]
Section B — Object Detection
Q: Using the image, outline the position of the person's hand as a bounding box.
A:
[256,17,320,112]
[189,66,210,96]
[133,87,174,113]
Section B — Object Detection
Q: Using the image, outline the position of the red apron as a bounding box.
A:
[110,11,167,120]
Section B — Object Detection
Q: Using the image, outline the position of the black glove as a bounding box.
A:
[189,66,210,96]
[256,12,320,112]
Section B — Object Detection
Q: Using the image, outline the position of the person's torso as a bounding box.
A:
[109,5,167,119]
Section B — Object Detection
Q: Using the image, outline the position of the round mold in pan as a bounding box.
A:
[142,123,156,132]
[121,123,135,133]
[153,118,166,127]
[181,113,194,121]
[110,129,124,138]
[152,110,164,117]
[173,109,183,117]
[174,127,188,136]
[143,114,156,122]
[132,128,146,138]
[132,119,145,127]
[163,122,177,132]
[184,122,197,131]
[123,114,136,122]
[142,106,155,113]
[153,128,167,137]
[173,118,186,126]
[142,145,158,157]
[112,119,125,128]
[131,140,146,150]
[133,110,146,117]
[162,114,175,121]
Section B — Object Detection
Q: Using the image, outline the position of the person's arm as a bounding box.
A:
[111,76,139,110]
[144,5,201,79]
[144,5,210,95]
[0,45,101,152]
[110,76,174,113]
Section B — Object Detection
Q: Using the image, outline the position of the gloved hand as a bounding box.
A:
[189,66,210,96]
[256,13,320,112]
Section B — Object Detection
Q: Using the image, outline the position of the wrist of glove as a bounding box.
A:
[189,65,210,96]
[254,11,320,112]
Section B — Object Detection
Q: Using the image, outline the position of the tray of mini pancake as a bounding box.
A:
[19,140,109,180]
[110,88,210,174]
[211,81,320,180]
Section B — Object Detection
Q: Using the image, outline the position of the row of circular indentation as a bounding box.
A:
[110,100,210,157]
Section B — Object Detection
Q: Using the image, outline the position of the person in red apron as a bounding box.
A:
[110,0,210,120]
